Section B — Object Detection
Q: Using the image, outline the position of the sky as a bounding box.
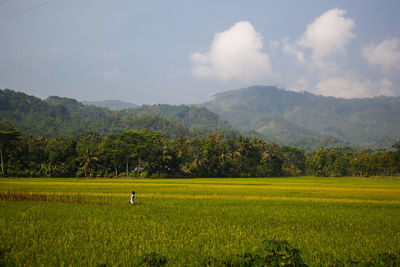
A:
[1,0,400,105]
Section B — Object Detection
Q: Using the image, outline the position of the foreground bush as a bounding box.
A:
[330,252,400,266]
[200,239,308,267]
[134,253,167,266]
[199,240,400,267]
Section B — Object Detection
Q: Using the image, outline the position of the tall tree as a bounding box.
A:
[102,133,135,176]
[282,146,306,176]
[262,143,284,176]
[76,133,103,177]
[0,121,21,176]
[393,141,400,151]
[102,131,163,176]
[43,136,77,177]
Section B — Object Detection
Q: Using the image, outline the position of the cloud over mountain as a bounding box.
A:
[315,75,396,99]
[299,8,355,61]
[189,8,399,100]
[190,21,275,83]
[282,8,399,99]
[362,38,400,75]
[283,8,355,71]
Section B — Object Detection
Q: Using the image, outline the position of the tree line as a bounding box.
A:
[1,121,399,178]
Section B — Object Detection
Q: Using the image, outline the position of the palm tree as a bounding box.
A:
[76,133,102,177]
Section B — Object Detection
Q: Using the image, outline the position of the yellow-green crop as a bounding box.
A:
[0,176,399,266]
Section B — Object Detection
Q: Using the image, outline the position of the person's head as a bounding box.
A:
[132,191,135,195]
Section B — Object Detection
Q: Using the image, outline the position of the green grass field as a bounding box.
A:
[1,177,400,266]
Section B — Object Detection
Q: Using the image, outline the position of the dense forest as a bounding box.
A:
[1,120,399,178]
[1,88,399,178]
[0,89,236,138]
[203,85,400,149]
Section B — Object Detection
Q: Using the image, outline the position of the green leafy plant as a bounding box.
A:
[199,240,307,267]
[255,239,307,266]
[134,253,167,266]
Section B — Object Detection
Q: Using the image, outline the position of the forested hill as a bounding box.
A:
[0,89,236,138]
[203,85,400,149]
[81,100,137,110]
[120,104,233,132]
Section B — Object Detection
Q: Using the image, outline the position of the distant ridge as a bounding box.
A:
[203,85,400,149]
[81,100,137,110]
[2,87,399,149]
[0,89,235,138]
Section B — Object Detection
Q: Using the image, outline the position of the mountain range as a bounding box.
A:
[1,86,399,150]
[203,85,400,149]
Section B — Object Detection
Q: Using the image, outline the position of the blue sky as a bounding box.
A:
[1,0,399,104]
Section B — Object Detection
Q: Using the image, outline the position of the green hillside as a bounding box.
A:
[81,100,138,110]
[203,85,400,149]
[2,87,399,149]
[122,104,234,133]
[0,89,235,138]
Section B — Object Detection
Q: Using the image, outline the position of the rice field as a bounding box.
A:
[1,176,400,266]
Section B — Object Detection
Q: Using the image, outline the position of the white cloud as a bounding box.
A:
[362,38,400,75]
[282,8,355,74]
[298,8,355,61]
[190,21,275,83]
[316,75,396,99]
[282,40,306,65]
[288,78,311,92]
[281,8,399,98]
[378,78,396,96]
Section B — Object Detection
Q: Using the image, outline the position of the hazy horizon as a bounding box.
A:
[1,1,399,105]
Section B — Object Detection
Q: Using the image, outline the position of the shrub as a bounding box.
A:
[371,252,400,266]
[255,239,307,266]
[199,239,308,267]
[134,253,167,266]
[329,252,400,266]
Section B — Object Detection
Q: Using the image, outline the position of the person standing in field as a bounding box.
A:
[130,191,135,205]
